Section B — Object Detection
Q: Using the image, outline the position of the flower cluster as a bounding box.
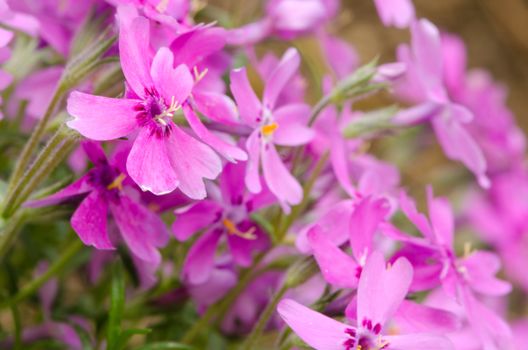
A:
[0,0,526,349]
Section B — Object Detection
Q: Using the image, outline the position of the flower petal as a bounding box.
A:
[127,127,179,195]
[27,175,93,208]
[263,48,300,109]
[71,190,114,250]
[277,299,350,350]
[384,334,454,350]
[182,228,223,284]
[110,195,168,264]
[193,90,239,125]
[245,130,262,193]
[230,67,261,126]
[183,104,247,162]
[166,127,222,200]
[262,144,302,208]
[307,226,359,288]
[349,196,390,263]
[273,103,314,146]
[150,47,194,104]
[66,91,138,141]
[172,200,223,241]
[357,251,413,327]
[117,7,153,97]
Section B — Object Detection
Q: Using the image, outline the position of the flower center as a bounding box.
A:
[261,122,279,137]
[342,320,388,350]
[136,88,180,136]
[222,218,257,240]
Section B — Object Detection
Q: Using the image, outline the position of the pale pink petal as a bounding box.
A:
[357,251,413,327]
[110,195,166,264]
[170,26,226,69]
[373,0,415,28]
[394,300,462,334]
[411,19,447,103]
[399,190,434,240]
[349,196,390,263]
[193,90,239,125]
[66,91,138,141]
[230,67,262,126]
[150,47,193,104]
[273,103,314,146]
[183,104,247,162]
[462,251,512,296]
[307,226,359,289]
[166,127,222,199]
[320,34,359,79]
[71,190,114,250]
[172,200,223,241]
[263,48,300,109]
[432,109,489,188]
[277,299,350,350]
[117,7,152,97]
[384,334,454,350]
[182,228,223,284]
[244,130,262,193]
[426,187,454,247]
[127,127,179,195]
[262,143,302,208]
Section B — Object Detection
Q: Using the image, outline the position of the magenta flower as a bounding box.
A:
[28,142,169,265]
[307,196,390,289]
[230,48,314,211]
[373,0,415,28]
[67,9,225,199]
[278,251,454,350]
[172,162,273,284]
[385,188,513,349]
[394,19,489,188]
[227,0,338,46]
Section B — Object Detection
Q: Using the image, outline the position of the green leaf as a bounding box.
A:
[135,341,194,350]
[107,260,125,350]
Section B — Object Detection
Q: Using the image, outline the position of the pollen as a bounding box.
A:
[261,122,279,137]
[222,218,257,240]
[156,0,170,13]
[107,173,126,191]
[193,66,209,83]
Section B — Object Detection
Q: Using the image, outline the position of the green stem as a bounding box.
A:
[10,304,22,350]
[0,239,84,309]
[239,284,288,350]
[1,127,79,218]
[0,210,27,260]
[4,84,66,200]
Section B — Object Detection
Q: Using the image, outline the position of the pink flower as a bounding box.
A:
[27,142,169,265]
[172,162,274,284]
[67,8,227,199]
[373,0,415,28]
[230,48,314,211]
[227,0,338,46]
[394,19,489,188]
[278,251,454,350]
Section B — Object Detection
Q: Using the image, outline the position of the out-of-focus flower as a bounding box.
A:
[28,142,169,265]
[230,48,314,211]
[394,19,489,188]
[373,0,415,28]
[172,162,274,284]
[227,0,338,46]
[278,251,454,350]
